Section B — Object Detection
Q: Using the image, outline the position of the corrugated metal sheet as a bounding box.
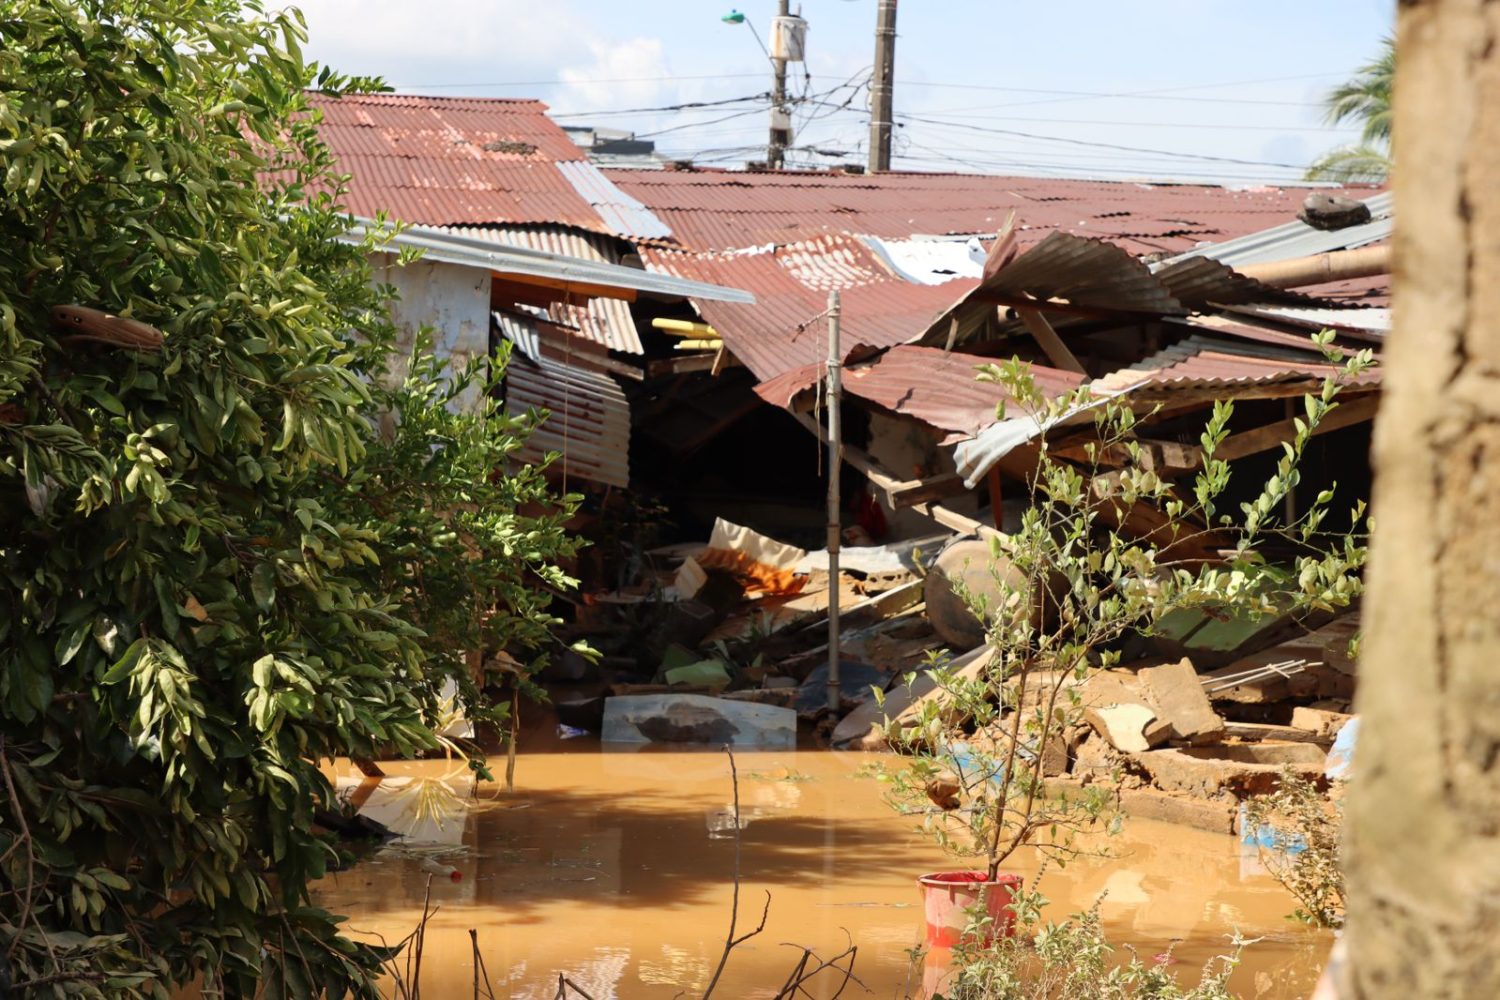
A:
[444,225,644,353]
[346,219,754,304]
[639,236,972,381]
[607,168,1379,255]
[1163,192,1392,269]
[557,160,672,240]
[980,231,1184,314]
[1153,256,1334,309]
[505,353,630,489]
[953,334,1381,486]
[1223,303,1389,338]
[754,345,1084,443]
[1089,334,1379,396]
[308,93,669,240]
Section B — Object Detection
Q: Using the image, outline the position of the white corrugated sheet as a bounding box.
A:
[505,354,630,489]
[1224,304,1389,337]
[861,235,987,285]
[558,160,674,240]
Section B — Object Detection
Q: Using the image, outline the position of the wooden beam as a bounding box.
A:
[887,472,967,508]
[1051,437,1204,475]
[492,272,637,302]
[792,412,999,536]
[1216,392,1380,463]
[1016,307,1087,374]
[647,353,741,377]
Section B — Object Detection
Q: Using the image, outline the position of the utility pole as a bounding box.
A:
[768,0,791,168]
[825,290,842,716]
[868,0,897,172]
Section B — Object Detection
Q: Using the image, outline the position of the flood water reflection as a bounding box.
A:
[315,749,1329,999]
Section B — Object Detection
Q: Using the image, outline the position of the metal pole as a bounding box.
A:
[826,290,842,716]
[769,0,790,169]
[868,0,897,172]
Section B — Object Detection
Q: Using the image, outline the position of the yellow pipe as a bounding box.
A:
[651,317,719,338]
[673,339,721,350]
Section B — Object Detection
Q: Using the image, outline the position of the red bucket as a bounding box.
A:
[918,871,1023,948]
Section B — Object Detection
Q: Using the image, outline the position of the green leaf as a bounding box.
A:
[251,562,277,611]
[101,639,148,685]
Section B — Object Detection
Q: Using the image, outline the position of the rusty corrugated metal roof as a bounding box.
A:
[1090,334,1380,397]
[755,345,1085,443]
[979,231,1184,314]
[445,225,644,353]
[639,235,972,381]
[606,168,1379,255]
[308,93,669,238]
[505,353,630,489]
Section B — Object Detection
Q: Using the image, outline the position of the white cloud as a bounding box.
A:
[555,37,673,113]
[280,0,595,87]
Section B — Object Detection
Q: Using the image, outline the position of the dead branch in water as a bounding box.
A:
[701,745,772,1000]
[554,972,599,999]
[772,935,863,999]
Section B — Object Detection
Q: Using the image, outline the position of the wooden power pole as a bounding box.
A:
[868,0,897,172]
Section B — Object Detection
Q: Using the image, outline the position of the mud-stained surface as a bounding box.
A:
[315,750,1330,999]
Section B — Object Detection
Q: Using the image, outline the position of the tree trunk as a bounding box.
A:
[1342,2,1500,995]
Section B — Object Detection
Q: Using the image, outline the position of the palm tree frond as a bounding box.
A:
[1304,145,1391,184]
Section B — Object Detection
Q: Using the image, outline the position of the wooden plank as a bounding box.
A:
[887,472,967,508]
[1216,392,1380,463]
[1051,437,1203,475]
[647,353,741,377]
[1016,307,1087,374]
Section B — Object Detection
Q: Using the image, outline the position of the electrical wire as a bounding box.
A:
[897,113,1310,169]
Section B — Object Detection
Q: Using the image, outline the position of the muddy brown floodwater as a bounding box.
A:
[316,748,1330,999]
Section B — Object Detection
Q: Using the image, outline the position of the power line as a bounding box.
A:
[897,113,1309,169]
[549,93,771,119]
[905,111,1359,133]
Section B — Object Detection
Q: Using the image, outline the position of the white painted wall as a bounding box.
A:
[373,256,490,413]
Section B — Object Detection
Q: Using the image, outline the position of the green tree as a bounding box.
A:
[0,2,581,995]
[1306,37,1394,183]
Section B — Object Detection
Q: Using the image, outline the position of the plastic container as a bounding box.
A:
[419,857,463,883]
[918,871,1023,947]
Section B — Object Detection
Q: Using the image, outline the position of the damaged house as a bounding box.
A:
[309,91,1387,828]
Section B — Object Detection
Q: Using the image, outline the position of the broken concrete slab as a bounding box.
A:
[1138,658,1225,745]
[1291,706,1355,740]
[1085,703,1159,754]
[1222,721,1330,745]
[602,694,796,748]
[1117,787,1238,835]
[1135,743,1327,799]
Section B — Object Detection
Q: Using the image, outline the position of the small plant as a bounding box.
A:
[883,337,1372,887]
[927,886,1245,1000]
[1243,767,1345,928]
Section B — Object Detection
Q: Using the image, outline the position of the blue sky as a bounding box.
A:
[286,0,1393,185]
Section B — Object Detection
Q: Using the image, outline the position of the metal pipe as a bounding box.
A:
[1234,244,1390,289]
[826,290,843,716]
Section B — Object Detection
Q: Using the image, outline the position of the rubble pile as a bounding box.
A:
[550,515,1357,834]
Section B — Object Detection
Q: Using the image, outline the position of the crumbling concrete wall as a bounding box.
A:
[373,256,490,413]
